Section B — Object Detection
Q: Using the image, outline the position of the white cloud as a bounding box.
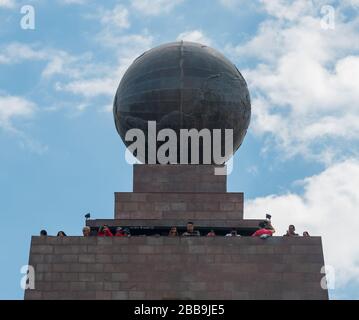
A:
[1,11,151,110]
[347,0,359,8]
[41,55,68,78]
[54,3,154,103]
[259,0,316,21]
[0,0,16,8]
[98,105,113,113]
[100,5,130,29]
[0,94,47,153]
[56,78,115,98]
[41,51,84,78]
[0,42,113,96]
[0,94,36,131]
[245,159,359,289]
[0,15,150,105]
[177,30,212,46]
[0,42,88,79]
[97,32,153,51]
[131,0,183,15]
[58,32,153,100]
[0,43,47,64]
[227,1,359,163]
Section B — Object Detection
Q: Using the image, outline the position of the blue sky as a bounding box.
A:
[1,0,359,300]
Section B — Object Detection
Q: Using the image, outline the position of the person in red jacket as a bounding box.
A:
[97,225,113,237]
[252,221,275,237]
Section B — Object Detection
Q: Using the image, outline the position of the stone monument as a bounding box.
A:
[25,42,328,300]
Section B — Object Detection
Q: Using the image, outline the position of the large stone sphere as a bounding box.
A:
[113,41,251,164]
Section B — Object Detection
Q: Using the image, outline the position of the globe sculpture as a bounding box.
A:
[113,41,251,164]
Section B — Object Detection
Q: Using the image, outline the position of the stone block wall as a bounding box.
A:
[115,192,243,220]
[133,164,226,193]
[25,236,328,300]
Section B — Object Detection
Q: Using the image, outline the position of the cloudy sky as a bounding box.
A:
[1,0,358,299]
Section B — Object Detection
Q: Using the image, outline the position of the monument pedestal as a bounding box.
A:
[89,164,261,235]
[25,164,329,300]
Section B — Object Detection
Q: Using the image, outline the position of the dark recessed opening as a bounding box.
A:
[91,226,256,237]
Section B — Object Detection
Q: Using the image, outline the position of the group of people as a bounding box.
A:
[83,225,131,237]
[251,220,310,238]
[174,220,310,238]
[39,220,310,239]
[168,223,241,237]
[40,230,66,237]
[40,226,131,237]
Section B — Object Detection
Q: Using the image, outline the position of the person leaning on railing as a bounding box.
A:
[97,225,113,237]
[283,225,298,237]
[265,219,275,234]
[251,221,275,238]
[182,222,200,237]
[82,226,91,237]
[168,226,179,237]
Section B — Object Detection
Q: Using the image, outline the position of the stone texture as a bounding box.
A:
[133,164,227,193]
[25,164,328,300]
[115,192,243,220]
[25,236,328,300]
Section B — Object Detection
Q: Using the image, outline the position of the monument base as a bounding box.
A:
[25,164,328,300]
[25,236,328,300]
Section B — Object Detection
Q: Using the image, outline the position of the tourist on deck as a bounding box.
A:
[252,221,275,238]
[115,227,127,237]
[283,225,299,237]
[263,216,275,234]
[98,225,113,237]
[206,230,216,237]
[182,222,200,237]
[168,226,179,237]
[82,226,91,237]
[226,228,241,237]
[57,231,67,237]
[303,231,310,237]
[40,230,47,237]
